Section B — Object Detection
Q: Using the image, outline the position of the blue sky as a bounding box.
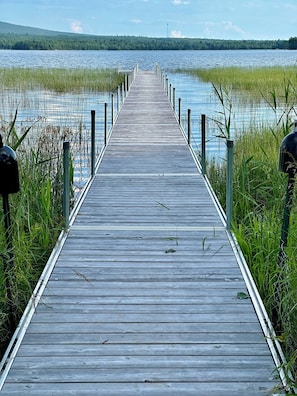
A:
[0,0,296,40]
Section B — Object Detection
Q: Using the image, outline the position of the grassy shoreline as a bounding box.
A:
[0,68,124,358]
[184,66,297,386]
[0,67,124,93]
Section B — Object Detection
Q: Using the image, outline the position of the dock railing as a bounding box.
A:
[155,64,234,230]
[155,63,295,392]
[62,64,139,230]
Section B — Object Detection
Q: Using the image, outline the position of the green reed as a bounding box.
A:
[0,67,124,358]
[0,120,70,356]
[199,67,297,387]
[0,67,124,92]
[184,66,297,102]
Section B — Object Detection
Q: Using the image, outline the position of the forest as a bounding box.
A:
[0,33,291,51]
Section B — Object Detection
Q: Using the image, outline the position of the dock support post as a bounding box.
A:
[178,98,181,125]
[63,141,70,230]
[173,88,176,111]
[187,109,191,145]
[201,114,206,175]
[117,86,120,112]
[121,82,125,102]
[125,74,129,93]
[104,103,108,146]
[111,94,114,126]
[226,139,234,230]
[91,110,95,177]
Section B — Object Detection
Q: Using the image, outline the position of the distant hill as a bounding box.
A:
[0,20,290,51]
[0,20,73,36]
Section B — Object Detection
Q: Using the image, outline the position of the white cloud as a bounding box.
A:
[203,20,248,39]
[172,0,190,5]
[131,19,142,24]
[70,20,83,33]
[222,20,247,36]
[171,30,185,38]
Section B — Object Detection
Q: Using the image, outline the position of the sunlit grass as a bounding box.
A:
[0,67,124,93]
[184,66,297,102]
[200,67,297,387]
[0,68,124,358]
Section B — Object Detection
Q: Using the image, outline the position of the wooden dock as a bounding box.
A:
[0,71,284,395]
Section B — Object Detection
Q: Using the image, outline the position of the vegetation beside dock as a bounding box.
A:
[0,68,124,359]
[186,65,297,385]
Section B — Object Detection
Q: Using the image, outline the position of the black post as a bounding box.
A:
[104,103,108,146]
[91,110,95,177]
[201,114,206,175]
[187,109,191,145]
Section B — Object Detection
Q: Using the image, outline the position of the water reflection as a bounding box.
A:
[0,49,296,188]
[1,49,297,70]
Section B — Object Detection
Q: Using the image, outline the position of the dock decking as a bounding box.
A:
[0,71,283,395]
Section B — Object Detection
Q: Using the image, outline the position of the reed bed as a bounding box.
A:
[0,124,65,355]
[0,67,123,93]
[191,66,297,387]
[0,68,124,358]
[185,66,297,104]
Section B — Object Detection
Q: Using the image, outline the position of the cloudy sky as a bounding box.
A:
[0,0,296,40]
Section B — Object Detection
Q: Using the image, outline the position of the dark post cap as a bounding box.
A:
[279,121,297,174]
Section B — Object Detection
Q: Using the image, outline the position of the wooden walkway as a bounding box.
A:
[0,71,283,395]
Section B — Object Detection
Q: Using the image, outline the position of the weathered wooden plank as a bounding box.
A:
[17,342,271,357]
[45,280,247,290]
[4,367,276,383]
[0,382,276,396]
[21,332,268,344]
[30,312,258,324]
[11,355,276,369]
[39,295,248,305]
[42,287,247,299]
[0,70,282,395]
[26,322,262,334]
[36,303,254,316]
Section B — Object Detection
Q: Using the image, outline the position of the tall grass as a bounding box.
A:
[0,67,124,93]
[185,66,297,103]
[198,66,297,387]
[0,68,124,358]
[0,123,65,355]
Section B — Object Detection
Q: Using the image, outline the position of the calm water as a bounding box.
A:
[1,49,297,69]
[1,49,297,185]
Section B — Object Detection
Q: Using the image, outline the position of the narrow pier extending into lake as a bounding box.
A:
[0,70,285,395]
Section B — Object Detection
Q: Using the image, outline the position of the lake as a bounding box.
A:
[1,49,297,186]
[1,49,297,70]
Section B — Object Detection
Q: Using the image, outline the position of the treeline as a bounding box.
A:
[0,33,290,51]
[288,36,297,49]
